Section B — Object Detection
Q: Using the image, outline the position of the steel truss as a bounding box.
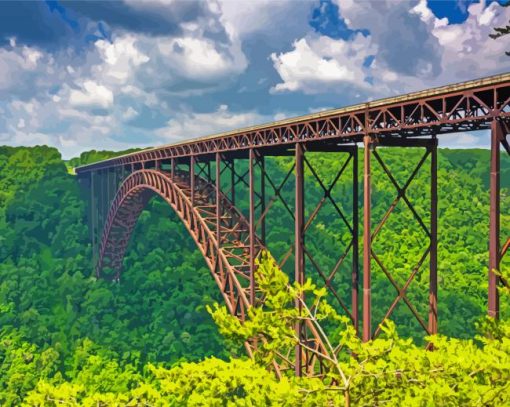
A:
[76,73,510,379]
[93,166,337,377]
[362,137,438,341]
[76,73,510,172]
[489,119,510,319]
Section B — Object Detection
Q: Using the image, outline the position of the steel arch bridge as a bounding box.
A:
[76,73,510,377]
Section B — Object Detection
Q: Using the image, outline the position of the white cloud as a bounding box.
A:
[0,45,50,91]
[218,0,311,39]
[0,0,508,156]
[156,104,268,142]
[270,33,374,94]
[94,36,149,84]
[69,80,114,109]
[270,1,510,99]
[156,35,246,81]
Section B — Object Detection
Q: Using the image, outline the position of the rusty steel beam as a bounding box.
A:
[76,73,510,174]
[231,159,236,206]
[106,168,110,210]
[352,146,359,335]
[363,135,372,342]
[489,120,502,319]
[295,142,305,376]
[216,153,221,250]
[260,155,266,245]
[249,148,256,306]
[90,171,98,271]
[429,137,438,335]
[190,155,195,206]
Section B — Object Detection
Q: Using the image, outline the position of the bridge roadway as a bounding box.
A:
[76,73,510,377]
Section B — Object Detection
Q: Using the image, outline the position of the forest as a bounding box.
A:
[0,143,508,405]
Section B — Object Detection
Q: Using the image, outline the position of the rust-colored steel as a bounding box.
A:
[429,137,438,335]
[77,73,510,379]
[352,146,359,335]
[190,155,195,206]
[230,159,236,206]
[363,135,372,342]
[76,73,510,173]
[94,168,333,376]
[260,155,266,245]
[90,171,97,269]
[370,141,434,339]
[216,153,221,252]
[489,119,501,319]
[295,142,305,376]
[302,147,357,323]
[249,148,256,306]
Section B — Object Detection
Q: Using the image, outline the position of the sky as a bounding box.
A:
[0,0,509,159]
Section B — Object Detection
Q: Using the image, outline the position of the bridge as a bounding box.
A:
[76,73,510,377]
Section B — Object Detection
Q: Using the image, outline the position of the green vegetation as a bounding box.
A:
[0,144,508,405]
[211,253,510,406]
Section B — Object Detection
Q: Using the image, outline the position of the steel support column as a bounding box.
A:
[106,168,110,211]
[101,169,106,233]
[171,158,176,180]
[190,155,195,206]
[489,119,502,319]
[363,135,372,342]
[295,142,305,376]
[216,153,221,250]
[110,168,115,204]
[352,146,359,334]
[90,171,97,273]
[260,155,266,245]
[249,149,256,306]
[429,137,438,335]
[230,159,236,206]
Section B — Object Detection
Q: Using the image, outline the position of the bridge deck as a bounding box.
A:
[76,72,510,173]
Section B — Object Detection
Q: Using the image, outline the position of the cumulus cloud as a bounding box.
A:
[155,35,246,82]
[335,0,443,78]
[0,0,255,157]
[0,44,47,92]
[94,36,150,84]
[0,0,508,157]
[69,80,114,109]
[270,33,374,94]
[156,104,270,142]
[271,0,510,98]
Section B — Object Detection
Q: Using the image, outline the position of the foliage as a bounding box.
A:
[67,148,144,169]
[0,145,508,405]
[210,254,510,406]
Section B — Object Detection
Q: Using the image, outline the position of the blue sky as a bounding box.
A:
[0,0,509,158]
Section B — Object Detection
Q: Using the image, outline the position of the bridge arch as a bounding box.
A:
[96,168,330,377]
[96,169,261,322]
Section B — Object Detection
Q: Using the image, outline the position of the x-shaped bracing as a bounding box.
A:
[370,145,434,338]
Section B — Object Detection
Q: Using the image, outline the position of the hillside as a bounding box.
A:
[0,145,508,404]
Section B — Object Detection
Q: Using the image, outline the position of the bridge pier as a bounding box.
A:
[429,137,438,337]
[363,135,372,343]
[489,119,510,319]
[361,136,438,341]
[295,143,305,376]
